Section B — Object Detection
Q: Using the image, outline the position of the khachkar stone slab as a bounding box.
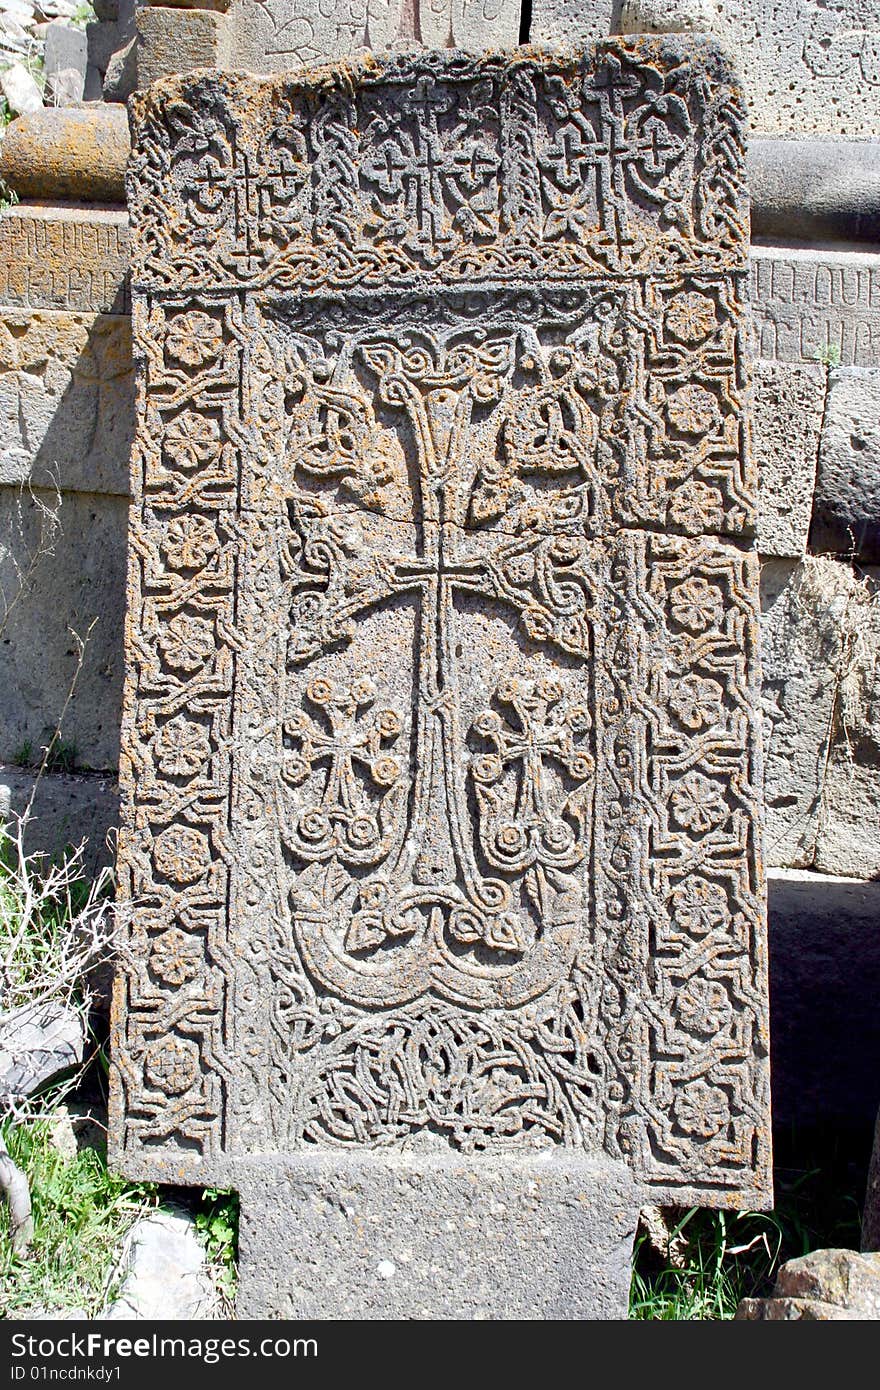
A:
[110,40,772,1314]
[531,0,880,137]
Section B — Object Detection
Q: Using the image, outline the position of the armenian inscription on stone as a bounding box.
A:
[111,40,771,1207]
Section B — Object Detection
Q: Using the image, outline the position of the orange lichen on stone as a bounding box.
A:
[0,106,129,204]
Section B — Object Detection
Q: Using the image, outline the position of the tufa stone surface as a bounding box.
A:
[760,554,880,878]
[0,765,120,874]
[0,487,127,771]
[752,360,825,559]
[749,243,880,370]
[135,7,231,88]
[749,139,880,246]
[736,1249,880,1320]
[814,563,880,879]
[223,0,521,78]
[0,307,134,495]
[110,43,771,1322]
[0,106,129,203]
[810,368,880,564]
[530,0,880,137]
[237,1152,639,1319]
[0,205,130,315]
[48,67,86,107]
[759,558,840,869]
[43,19,87,89]
[619,0,718,33]
[0,1001,83,1103]
[0,62,42,117]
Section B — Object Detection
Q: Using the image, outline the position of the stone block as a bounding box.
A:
[761,555,880,879]
[0,488,127,771]
[236,1153,639,1319]
[224,0,521,75]
[0,1002,83,1104]
[111,46,771,1252]
[767,869,880,1131]
[0,308,134,496]
[811,368,880,564]
[749,243,880,369]
[749,138,880,245]
[759,558,841,868]
[0,205,130,315]
[736,1250,880,1320]
[529,0,880,137]
[87,0,137,100]
[43,20,87,86]
[816,757,880,879]
[0,764,120,872]
[814,564,880,878]
[48,67,86,107]
[135,7,231,88]
[0,106,129,203]
[752,360,825,559]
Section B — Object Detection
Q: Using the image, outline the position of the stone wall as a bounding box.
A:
[0,2,879,1131]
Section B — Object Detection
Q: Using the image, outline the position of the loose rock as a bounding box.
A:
[105,1207,219,1320]
[1,61,42,115]
[736,1249,880,1319]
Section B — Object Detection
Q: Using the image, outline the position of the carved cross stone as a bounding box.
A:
[112,41,771,1318]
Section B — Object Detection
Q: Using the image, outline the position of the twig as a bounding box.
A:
[0,1128,33,1252]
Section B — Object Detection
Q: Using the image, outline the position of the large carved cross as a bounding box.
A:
[281,326,598,1008]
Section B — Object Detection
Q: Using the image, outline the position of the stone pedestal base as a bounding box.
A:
[235,1152,640,1320]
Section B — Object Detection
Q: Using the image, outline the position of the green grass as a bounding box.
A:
[0,1122,241,1317]
[630,1127,866,1319]
[0,1119,158,1319]
[193,1188,239,1308]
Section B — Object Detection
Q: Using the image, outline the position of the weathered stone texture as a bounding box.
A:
[761,555,880,877]
[225,0,521,77]
[0,107,129,204]
[811,368,880,564]
[530,0,880,137]
[752,360,825,559]
[749,244,880,369]
[0,765,119,873]
[814,564,880,879]
[106,1207,218,1320]
[737,1249,880,1320]
[135,7,231,88]
[237,1153,638,1319]
[0,206,130,316]
[760,558,838,868]
[749,139,880,246]
[0,309,134,496]
[0,488,127,771]
[110,43,770,1237]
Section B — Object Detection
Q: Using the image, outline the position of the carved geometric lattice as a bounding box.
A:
[110,40,771,1206]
